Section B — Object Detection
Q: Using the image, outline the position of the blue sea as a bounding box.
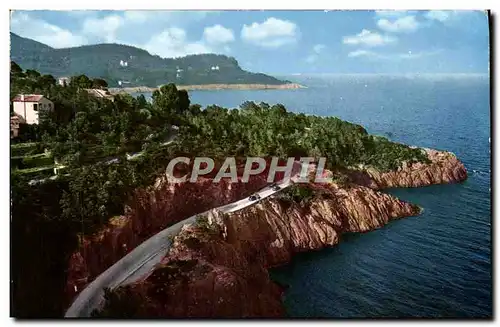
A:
[140,74,492,318]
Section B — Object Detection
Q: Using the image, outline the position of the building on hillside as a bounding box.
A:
[58,77,70,86]
[118,80,131,87]
[84,88,114,101]
[176,68,183,79]
[10,113,26,138]
[12,94,54,125]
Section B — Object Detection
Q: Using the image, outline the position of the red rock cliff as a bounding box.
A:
[68,149,467,316]
[95,182,420,317]
[65,159,294,304]
[345,148,467,189]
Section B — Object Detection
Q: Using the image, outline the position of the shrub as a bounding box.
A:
[278,184,315,205]
[10,142,39,157]
[21,154,54,169]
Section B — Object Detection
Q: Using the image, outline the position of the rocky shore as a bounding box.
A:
[109,83,305,94]
[93,182,421,317]
[345,148,468,189]
[66,148,468,317]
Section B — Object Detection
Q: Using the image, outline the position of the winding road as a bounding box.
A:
[64,161,310,317]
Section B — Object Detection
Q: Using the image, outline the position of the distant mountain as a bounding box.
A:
[10,33,290,87]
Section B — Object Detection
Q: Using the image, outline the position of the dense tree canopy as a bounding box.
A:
[175,100,429,171]
[70,75,93,89]
[92,78,108,89]
[10,61,23,76]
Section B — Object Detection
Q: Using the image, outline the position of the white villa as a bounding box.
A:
[58,77,70,86]
[12,94,54,125]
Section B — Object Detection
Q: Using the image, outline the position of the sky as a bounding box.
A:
[9,10,490,74]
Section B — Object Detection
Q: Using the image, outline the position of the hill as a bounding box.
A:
[10,33,290,87]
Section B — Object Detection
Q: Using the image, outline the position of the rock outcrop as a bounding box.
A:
[95,183,420,317]
[65,159,295,304]
[67,148,468,317]
[345,148,467,189]
[65,174,269,303]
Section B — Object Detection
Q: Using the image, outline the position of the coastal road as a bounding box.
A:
[64,161,311,317]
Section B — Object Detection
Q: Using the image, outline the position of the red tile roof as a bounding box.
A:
[12,94,45,102]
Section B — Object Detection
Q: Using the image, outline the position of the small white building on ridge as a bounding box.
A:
[58,77,70,86]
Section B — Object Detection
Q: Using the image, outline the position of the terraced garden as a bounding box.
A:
[10,142,66,180]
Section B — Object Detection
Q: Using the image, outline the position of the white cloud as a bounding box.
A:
[82,15,123,43]
[241,17,298,48]
[78,11,224,47]
[425,10,451,22]
[121,10,214,24]
[377,15,420,33]
[143,27,212,58]
[203,24,235,45]
[348,49,442,60]
[11,10,231,59]
[10,12,87,48]
[424,10,482,24]
[343,29,397,47]
[142,24,235,58]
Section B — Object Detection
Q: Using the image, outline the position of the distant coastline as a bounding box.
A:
[109,83,306,94]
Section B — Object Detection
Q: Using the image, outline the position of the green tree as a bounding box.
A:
[39,74,56,86]
[10,61,23,76]
[92,78,108,89]
[136,94,148,108]
[25,69,41,79]
[189,104,202,116]
[70,74,93,89]
[177,89,190,115]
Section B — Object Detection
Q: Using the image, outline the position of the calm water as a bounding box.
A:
[141,74,492,317]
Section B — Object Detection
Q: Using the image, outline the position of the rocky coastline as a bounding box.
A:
[66,148,468,317]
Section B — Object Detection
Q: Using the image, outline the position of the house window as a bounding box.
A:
[33,103,38,111]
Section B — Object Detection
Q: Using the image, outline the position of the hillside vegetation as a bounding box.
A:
[10,33,289,87]
[10,63,430,318]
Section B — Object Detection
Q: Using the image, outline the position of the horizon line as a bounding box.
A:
[275,72,489,77]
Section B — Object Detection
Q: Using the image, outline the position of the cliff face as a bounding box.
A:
[96,183,420,317]
[65,159,295,304]
[69,148,468,316]
[65,174,269,303]
[345,149,467,189]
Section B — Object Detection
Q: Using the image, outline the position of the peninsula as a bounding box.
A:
[10,32,293,88]
[10,64,467,318]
